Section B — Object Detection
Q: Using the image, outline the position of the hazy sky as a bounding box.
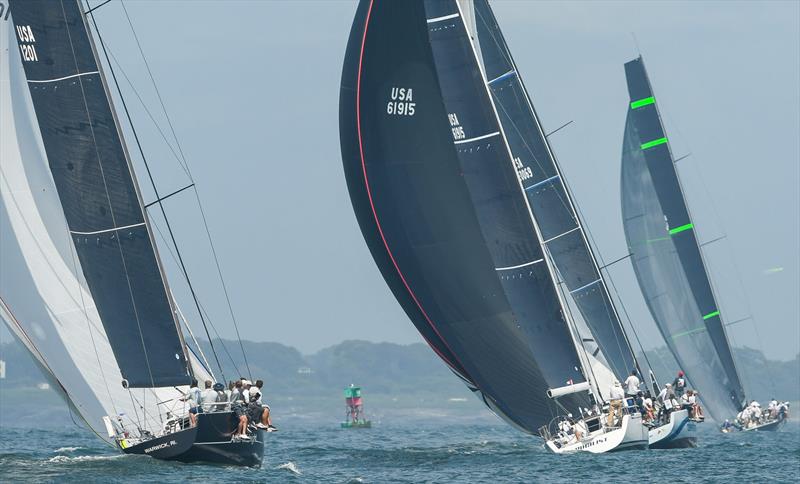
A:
[4,1,797,361]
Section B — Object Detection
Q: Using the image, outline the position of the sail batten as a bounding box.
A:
[621,56,746,420]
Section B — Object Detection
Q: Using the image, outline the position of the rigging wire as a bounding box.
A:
[85,0,226,383]
[118,0,253,381]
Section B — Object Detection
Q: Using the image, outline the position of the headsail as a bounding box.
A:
[464,0,639,382]
[340,0,588,433]
[620,56,745,419]
[9,0,189,388]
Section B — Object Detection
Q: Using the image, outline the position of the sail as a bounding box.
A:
[458,0,639,383]
[1,13,214,441]
[8,0,189,388]
[340,0,588,433]
[620,56,745,419]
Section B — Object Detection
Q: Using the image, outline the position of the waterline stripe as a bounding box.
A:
[495,259,544,271]
[703,310,720,320]
[526,174,560,191]
[488,70,516,85]
[453,131,500,145]
[630,96,655,109]
[427,13,459,23]
[27,71,99,83]
[569,278,601,294]
[641,137,668,150]
[71,222,146,236]
[669,223,694,235]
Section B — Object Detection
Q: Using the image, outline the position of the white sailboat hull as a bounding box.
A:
[545,413,648,454]
[648,409,698,448]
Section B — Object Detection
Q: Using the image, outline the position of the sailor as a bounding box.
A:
[680,390,691,410]
[558,416,572,439]
[688,390,704,420]
[607,380,624,427]
[768,398,778,419]
[658,383,675,420]
[200,380,216,412]
[183,378,202,427]
[212,382,228,411]
[672,371,687,397]
[642,393,655,423]
[230,380,249,438]
[254,379,277,431]
[624,370,641,398]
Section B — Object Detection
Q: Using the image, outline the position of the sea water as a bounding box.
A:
[0,421,797,482]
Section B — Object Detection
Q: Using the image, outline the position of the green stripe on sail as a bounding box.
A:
[641,137,668,150]
[631,96,655,109]
[703,310,720,320]
[669,223,693,235]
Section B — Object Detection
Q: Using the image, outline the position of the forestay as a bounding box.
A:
[620,56,745,420]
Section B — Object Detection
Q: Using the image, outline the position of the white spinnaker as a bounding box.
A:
[0,17,207,443]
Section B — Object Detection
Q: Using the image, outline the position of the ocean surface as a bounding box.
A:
[0,420,798,483]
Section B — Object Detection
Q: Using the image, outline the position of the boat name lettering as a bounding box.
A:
[0,2,10,22]
[387,87,415,116]
[448,113,465,141]
[144,440,177,453]
[16,25,38,62]
[513,157,533,181]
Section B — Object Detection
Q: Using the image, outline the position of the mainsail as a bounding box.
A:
[620,56,746,420]
[340,0,589,433]
[1,1,210,442]
[9,0,189,388]
[467,0,639,383]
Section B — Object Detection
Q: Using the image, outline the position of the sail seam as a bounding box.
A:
[70,222,146,236]
[27,71,99,83]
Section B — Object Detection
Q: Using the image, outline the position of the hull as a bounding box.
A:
[742,416,787,432]
[545,414,648,454]
[122,411,264,467]
[341,421,372,429]
[648,409,698,449]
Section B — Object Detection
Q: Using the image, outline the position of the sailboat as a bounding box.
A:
[339,0,647,453]
[0,0,263,465]
[620,56,785,434]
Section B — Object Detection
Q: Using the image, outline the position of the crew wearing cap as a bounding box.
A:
[672,371,686,397]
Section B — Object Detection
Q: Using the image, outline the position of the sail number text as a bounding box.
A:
[16,25,38,62]
[449,113,465,141]
[514,157,533,181]
[387,87,415,116]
